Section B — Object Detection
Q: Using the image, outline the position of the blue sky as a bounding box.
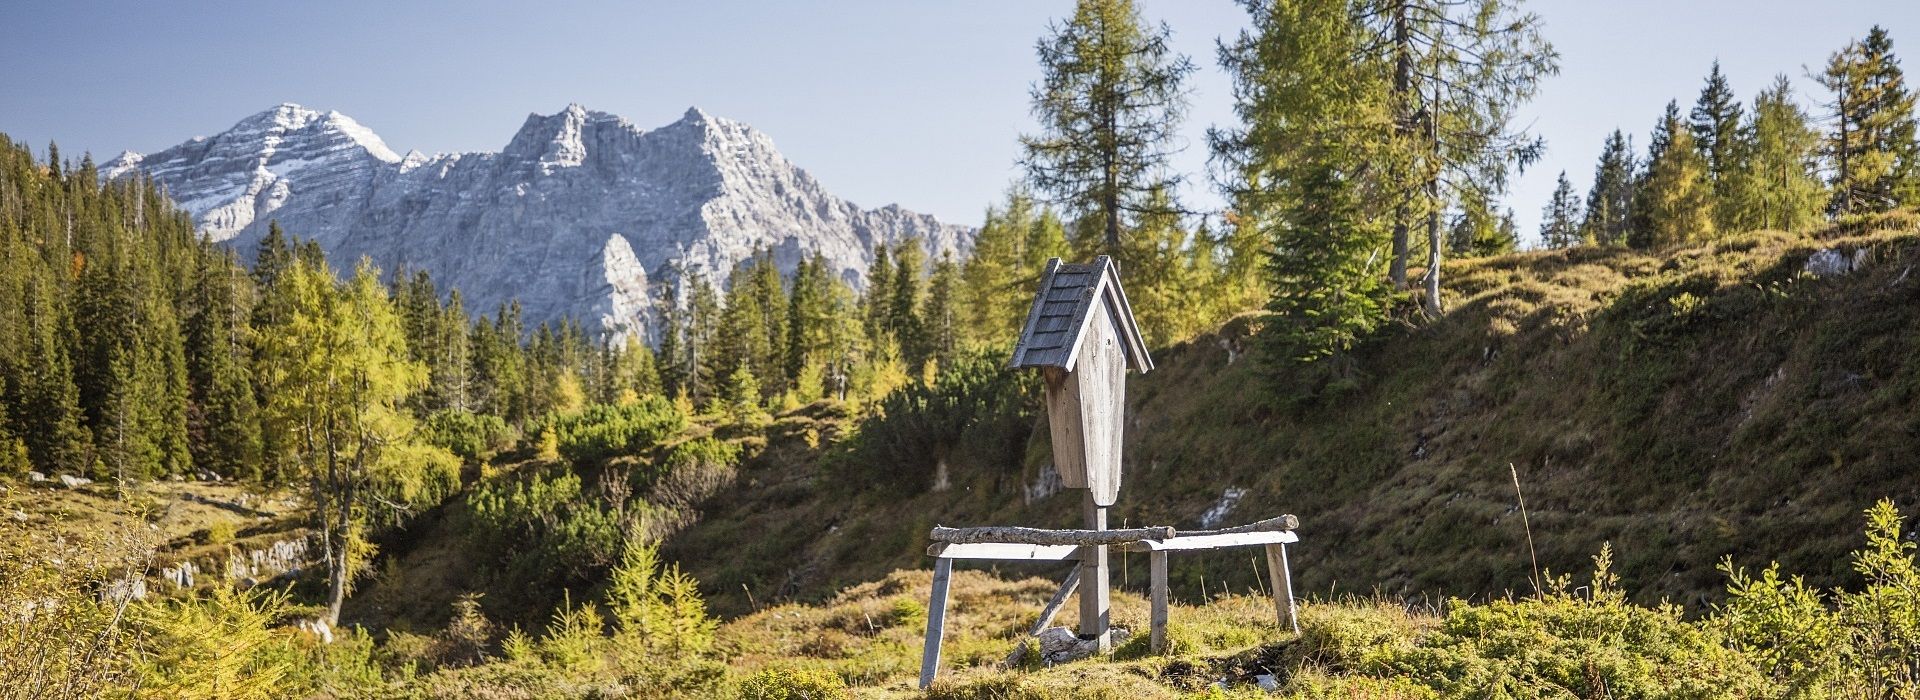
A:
[1,1,1913,246]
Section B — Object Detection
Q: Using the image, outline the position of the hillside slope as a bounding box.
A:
[655,215,1920,617]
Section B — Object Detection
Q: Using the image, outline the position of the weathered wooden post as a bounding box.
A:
[1010,256,1153,653]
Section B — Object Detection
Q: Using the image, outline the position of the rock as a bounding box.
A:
[10,510,27,522]
[58,474,92,489]
[28,471,47,483]
[1805,248,1857,278]
[1255,673,1280,691]
[1032,625,1131,664]
[100,576,146,604]
[296,618,334,645]
[1199,487,1248,529]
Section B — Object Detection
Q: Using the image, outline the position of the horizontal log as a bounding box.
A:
[1178,514,1298,537]
[929,524,1175,546]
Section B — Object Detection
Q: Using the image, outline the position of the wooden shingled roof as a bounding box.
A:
[1009,256,1153,373]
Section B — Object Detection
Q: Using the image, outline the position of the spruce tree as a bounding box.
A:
[920,252,960,373]
[1581,130,1636,246]
[1540,171,1584,249]
[1020,0,1194,259]
[1820,26,1919,214]
[887,239,926,367]
[1218,0,1393,364]
[1691,62,1747,231]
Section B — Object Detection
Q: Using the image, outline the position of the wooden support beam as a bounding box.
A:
[1003,568,1081,667]
[918,558,954,689]
[1079,493,1111,653]
[1123,529,1298,552]
[1265,543,1298,634]
[1149,550,1169,654]
[929,524,1174,546]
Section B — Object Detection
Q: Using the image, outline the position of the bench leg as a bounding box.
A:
[1264,542,1298,634]
[918,558,954,689]
[1149,550,1169,654]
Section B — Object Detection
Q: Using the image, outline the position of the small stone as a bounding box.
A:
[1255,674,1279,691]
[28,471,47,483]
[10,510,27,522]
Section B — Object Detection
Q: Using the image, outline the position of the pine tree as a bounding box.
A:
[184,247,262,478]
[1820,25,1919,215]
[887,239,926,368]
[1355,0,1557,313]
[920,252,960,373]
[1690,62,1745,195]
[1218,0,1394,364]
[1540,171,1583,249]
[1020,0,1195,260]
[1726,75,1828,232]
[861,243,893,346]
[1581,130,1636,246]
[1636,108,1716,248]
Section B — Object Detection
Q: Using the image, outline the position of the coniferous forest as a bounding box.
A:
[6,1,1920,698]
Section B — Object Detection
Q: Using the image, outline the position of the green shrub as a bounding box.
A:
[466,471,625,581]
[736,667,850,700]
[831,351,1036,495]
[534,397,687,465]
[423,409,516,462]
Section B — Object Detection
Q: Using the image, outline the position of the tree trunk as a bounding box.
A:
[1389,0,1413,289]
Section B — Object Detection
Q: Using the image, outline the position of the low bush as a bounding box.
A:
[736,667,851,700]
[535,397,687,465]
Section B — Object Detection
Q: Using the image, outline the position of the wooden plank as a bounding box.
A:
[1078,493,1111,652]
[1149,550,1169,654]
[1043,366,1086,489]
[927,542,1079,561]
[918,558,954,689]
[929,524,1172,546]
[1265,543,1299,634]
[1075,311,1126,506]
[1123,530,1297,552]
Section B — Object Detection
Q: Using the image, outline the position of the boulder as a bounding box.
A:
[58,474,92,489]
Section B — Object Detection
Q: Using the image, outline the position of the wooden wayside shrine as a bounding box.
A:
[917,258,1304,689]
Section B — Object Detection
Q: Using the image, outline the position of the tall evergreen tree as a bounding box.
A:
[1217,0,1394,364]
[919,252,960,373]
[1540,171,1583,249]
[184,246,262,478]
[887,239,927,368]
[1691,63,1745,183]
[1820,26,1919,215]
[1581,130,1636,246]
[1020,0,1194,259]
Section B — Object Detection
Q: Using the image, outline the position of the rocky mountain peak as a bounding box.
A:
[104,103,972,343]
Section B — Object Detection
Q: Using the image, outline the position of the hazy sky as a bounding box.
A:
[2,1,1914,246]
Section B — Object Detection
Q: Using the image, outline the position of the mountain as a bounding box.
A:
[102,103,972,340]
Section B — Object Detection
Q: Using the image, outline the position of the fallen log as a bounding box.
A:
[928,524,1175,546]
